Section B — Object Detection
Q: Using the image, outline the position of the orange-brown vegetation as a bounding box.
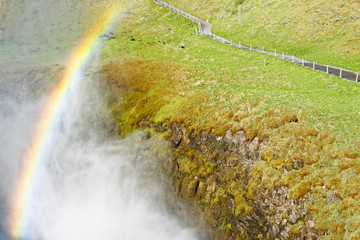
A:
[101,59,360,239]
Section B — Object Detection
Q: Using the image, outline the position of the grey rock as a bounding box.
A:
[326,191,342,204]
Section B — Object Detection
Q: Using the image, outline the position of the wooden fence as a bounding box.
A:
[153,0,359,83]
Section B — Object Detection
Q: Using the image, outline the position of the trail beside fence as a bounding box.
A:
[153,0,359,83]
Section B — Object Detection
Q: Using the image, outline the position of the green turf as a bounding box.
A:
[102,0,360,148]
[164,0,360,73]
[100,1,360,238]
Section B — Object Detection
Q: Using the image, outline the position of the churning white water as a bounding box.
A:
[0,0,201,239]
[0,67,201,240]
[0,66,201,240]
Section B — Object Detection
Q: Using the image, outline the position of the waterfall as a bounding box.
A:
[0,0,202,239]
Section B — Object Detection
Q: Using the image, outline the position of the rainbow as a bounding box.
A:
[9,1,126,238]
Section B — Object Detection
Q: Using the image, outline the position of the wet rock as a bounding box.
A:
[182,180,199,198]
[210,157,217,163]
[291,160,304,170]
[289,210,299,224]
[142,131,151,140]
[196,181,207,197]
[134,121,319,239]
[171,139,182,148]
[308,220,315,229]
[326,191,342,204]
[271,224,280,236]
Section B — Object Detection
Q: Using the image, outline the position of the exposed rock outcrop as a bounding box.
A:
[136,119,319,239]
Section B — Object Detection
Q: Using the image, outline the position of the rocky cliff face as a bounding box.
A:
[134,119,319,239]
[100,59,360,239]
[99,60,320,239]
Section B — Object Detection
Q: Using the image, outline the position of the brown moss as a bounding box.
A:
[101,60,191,136]
[213,121,230,136]
[337,159,358,170]
[243,123,257,141]
[225,110,235,120]
[262,109,275,118]
[245,179,260,200]
[257,127,269,142]
[305,128,319,137]
[324,177,340,189]
[206,123,216,134]
[260,149,272,161]
[267,117,282,129]
[317,130,335,147]
[289,180,311,200]
[101,58,360,239]
[342,149,359,159]
[231,125,238,134]
[232,111,247,122]
[280,112,298,124]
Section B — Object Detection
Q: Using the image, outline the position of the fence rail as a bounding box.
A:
[153,0,359,83]
[153,0,212,35]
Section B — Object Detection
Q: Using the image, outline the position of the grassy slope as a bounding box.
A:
[101,0,360,238]
[165,0,360,73]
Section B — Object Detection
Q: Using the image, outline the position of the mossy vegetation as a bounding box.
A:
[100,0,360,238]
[100,60,193,136]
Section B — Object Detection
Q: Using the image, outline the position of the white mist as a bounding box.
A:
[0,63,201,240]
[0,0,202,239]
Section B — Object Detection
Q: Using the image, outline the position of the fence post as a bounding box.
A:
[196,29,197,35]
[250,44,252,50]
[302,59,304,66]
[292,55,295,62]
[340,69,342,78]
[313,62,315,70]
[357,73,359,82]
[262,46,264,52]
[326,65,329,74]
[275,49,276,56]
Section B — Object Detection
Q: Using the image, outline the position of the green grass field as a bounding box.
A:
[103,0,360,147]
[101,0,360,238]
[165,0,360,73]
